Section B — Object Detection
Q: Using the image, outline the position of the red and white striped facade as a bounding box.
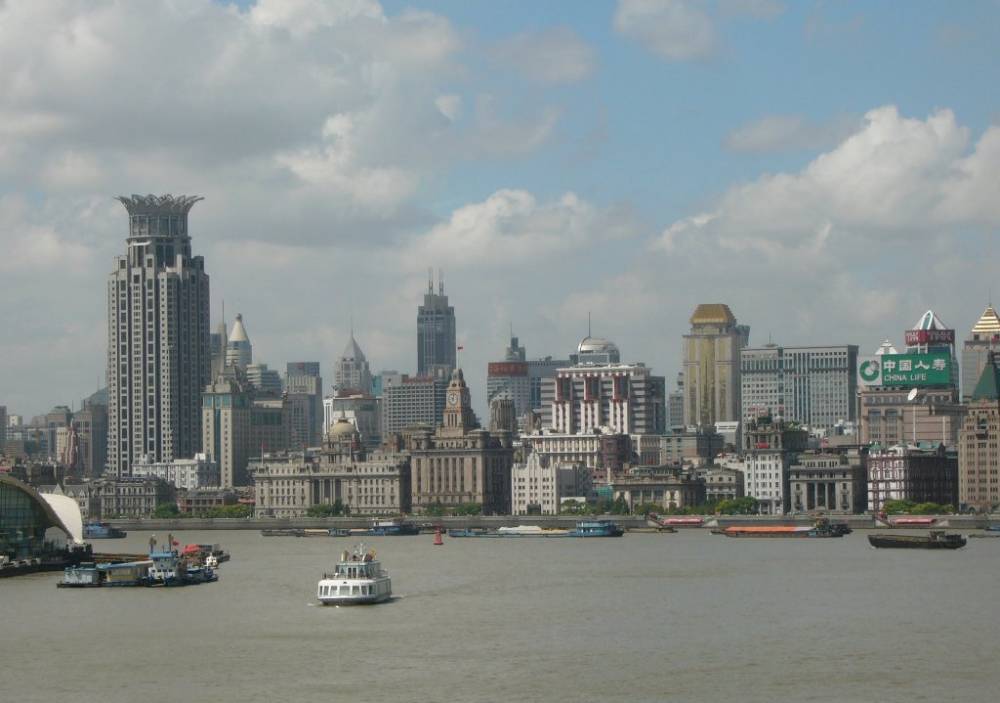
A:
[545,364,665,436]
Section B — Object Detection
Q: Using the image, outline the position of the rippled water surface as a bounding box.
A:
[5,529,1000,702]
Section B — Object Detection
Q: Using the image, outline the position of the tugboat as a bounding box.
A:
[317,544,391,605]
[868,531,967,549]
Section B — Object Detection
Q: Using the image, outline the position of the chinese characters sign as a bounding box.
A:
[857,353,951,388]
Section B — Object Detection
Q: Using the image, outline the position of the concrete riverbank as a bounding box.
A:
[103,514,997,532]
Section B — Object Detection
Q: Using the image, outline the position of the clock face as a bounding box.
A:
[448,392,458,406]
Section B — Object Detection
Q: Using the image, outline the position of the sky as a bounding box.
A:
[1,0,999,420]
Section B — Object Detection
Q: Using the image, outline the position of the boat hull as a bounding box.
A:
[318,593,392,606]
[868,534,966,549]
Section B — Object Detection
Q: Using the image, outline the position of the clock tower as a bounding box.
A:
[442,367,475,436]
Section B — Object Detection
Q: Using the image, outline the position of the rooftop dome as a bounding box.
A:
[577,336,619,354]
[329,417,359,438]
[690,303,736,326]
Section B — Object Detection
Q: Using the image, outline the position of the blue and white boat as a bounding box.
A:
[348,519,420,537]
[83,522,127,539]
[570,520,625,537]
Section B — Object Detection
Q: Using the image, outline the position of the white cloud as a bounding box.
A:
[718,0,785,19]
[724,113,862,153]
[250,0,385,37]
[402,189,640,270]
[641,105,1000,362]
[659,106,983,258]
[614,0,716,61]
[0,0,570,415]
[492,27,597,84]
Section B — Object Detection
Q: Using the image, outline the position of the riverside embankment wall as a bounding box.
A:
[103,515,995,531]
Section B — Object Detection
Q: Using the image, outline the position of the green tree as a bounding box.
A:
[306,500,347,518]
[200,504,252,518]
[882,499,916,514]
[717,497,759,515]
[424,501,446,517]
[153,503,181,518]
[610,495,630,515]
[452,502,482,516]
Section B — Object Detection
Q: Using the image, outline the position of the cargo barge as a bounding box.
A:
[716,520,848,538]
[868,531,966,549]
[448,520,624,538]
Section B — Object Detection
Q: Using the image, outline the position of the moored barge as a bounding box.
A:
[868,531,966,549]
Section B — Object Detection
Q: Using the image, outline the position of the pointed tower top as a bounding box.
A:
[341,333,366,362]
[438,267,444,295]
[229,313,249,343]
[971,352,1000,401]
[427,267,433,294]
[972,305,1000,335]
[912,309,948,331]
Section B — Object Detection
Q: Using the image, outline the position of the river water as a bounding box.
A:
[5,529,999,703]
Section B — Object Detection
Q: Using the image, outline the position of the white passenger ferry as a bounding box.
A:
[317,544,391,605]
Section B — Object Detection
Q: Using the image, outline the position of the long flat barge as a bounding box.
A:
[448,520,624,538]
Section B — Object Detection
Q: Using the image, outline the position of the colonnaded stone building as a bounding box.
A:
[251,419,411,518]
[107,195,211,477]
[407,368,514,515]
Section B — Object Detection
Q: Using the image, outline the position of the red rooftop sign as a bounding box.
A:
[904,329,954,346]
[488,362,528,376]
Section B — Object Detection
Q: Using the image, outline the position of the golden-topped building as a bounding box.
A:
[682,304,748,432]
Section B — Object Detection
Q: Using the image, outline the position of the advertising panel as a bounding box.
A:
[856,353,951,388]
[487,362,528,377]
[903,329,955,346]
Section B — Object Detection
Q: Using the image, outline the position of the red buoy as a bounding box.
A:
[433,527,443,546]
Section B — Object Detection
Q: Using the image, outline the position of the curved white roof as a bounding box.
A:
[912,309,948,331]
[40,492,84,545]
[578,336,619,354]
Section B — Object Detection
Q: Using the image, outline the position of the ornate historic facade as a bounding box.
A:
[407,368,514,515]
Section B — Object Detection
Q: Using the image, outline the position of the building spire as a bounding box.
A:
[438,267,444,295]
[427,267,433,294]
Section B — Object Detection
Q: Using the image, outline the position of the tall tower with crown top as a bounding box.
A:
[417,268,456,378]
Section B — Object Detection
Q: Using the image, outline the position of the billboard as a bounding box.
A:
[903,329,955,346]
[488,362,528,377]
[857,352,951,388]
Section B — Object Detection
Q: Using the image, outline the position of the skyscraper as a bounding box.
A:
[107,195,210,477]
[962,305,1000,402]
[417,270,456,378]
[682,304,746,430]
[286,362,323,448]
[334,333,373,395]
[740,345,858,430]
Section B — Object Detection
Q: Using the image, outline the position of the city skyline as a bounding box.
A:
[1,1,999,419]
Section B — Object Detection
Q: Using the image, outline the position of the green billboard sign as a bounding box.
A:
[857,352,951,388]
